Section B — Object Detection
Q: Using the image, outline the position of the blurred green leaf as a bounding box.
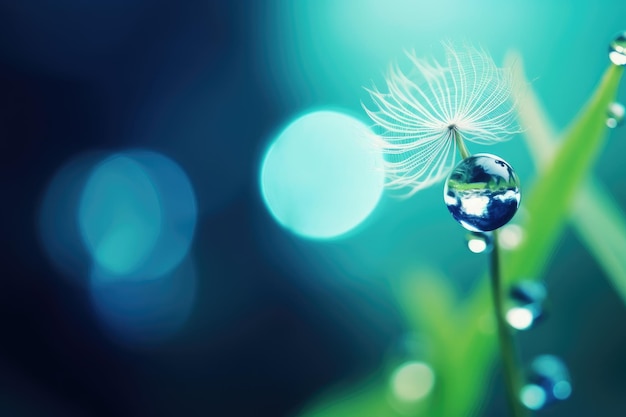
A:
[393,270,458,352]
[502,61,624,283]
[508,51,626,302]
[392,271,465,417]
[394,272,496,417]
[572,180,626,299]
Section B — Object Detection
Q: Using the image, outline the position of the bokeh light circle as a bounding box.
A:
[78,150,197,279]
[124,150,198,278]
[39,149,199,347]
[260,110,384,239]
[79,154,163,276]
[520,384,547,410]
[390,361,435,402]
[553,380,572,400]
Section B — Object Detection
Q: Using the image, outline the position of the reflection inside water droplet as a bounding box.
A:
[506,281,547,330]
[609,32,626,66]
[444,154,521,232]
[607,102,625,128]
[520,355,571,410]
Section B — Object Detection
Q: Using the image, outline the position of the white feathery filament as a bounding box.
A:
[363,43,520,197]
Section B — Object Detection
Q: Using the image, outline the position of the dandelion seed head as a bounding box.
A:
[363,42,520,196]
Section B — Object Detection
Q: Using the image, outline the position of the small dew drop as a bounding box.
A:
[444,154,521,232]
[520,355,571,410]
[506,307,534,330]
[609,32,626,66]
[466,231,493,253]
[607,102,625,128]
[506,281,547,331]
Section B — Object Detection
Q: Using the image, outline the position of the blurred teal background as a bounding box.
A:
[1,1,625,416]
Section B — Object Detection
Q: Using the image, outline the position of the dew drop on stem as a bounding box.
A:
[444,154,521,232]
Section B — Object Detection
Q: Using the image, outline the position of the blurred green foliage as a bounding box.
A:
[294,57,625,417]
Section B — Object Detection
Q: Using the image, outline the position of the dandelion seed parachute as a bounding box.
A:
[364,43,520,196]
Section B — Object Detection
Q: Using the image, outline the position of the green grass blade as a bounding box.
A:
[572,181,626,299]
[509,51,626,302]
[502,63,624,283]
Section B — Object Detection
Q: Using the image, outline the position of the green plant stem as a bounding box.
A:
[454,129,526,417]
[490,231,527,417]
[453,129,470,159]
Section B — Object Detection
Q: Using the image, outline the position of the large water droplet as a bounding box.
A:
[506,281,547,330]
[466,231,493,253]
[520,355,571,410]
[444,154,521,232]
[607,102,625,128]
[609,32,626,66]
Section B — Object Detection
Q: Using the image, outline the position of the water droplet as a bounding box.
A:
[506,281,547,330]
[609,32,626,66]
[444,154,521,232]
[520,355,571,410]
[607,102,625,128]
[466,231,493,253]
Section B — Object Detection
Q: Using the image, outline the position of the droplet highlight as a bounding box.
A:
[466,231,493,253]
[609,32,626,66]
[607,102,625,128]
[506,281,547,330]
[444,154,521,232]
[520,355,571,410]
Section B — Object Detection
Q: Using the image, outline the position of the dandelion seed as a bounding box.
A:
[363,43,520,196]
